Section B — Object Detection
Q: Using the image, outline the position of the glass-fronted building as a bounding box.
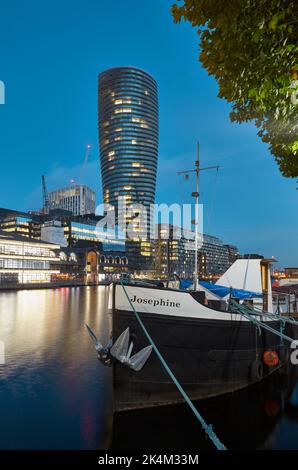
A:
[68,220,125,251]
[0,210,41,239]
[98,67,158,241]
[0,231,60,286]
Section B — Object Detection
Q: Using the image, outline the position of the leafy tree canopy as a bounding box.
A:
[172,0,298,178]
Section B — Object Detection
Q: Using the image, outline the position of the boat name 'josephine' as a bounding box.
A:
[130,295,181,308]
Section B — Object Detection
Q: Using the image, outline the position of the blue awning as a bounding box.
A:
[180,279,193,290]
[199,281,262,299]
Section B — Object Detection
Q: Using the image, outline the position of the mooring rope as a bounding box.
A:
[242,301,298,326]
[120,280,227,451]
[230,300,294,343]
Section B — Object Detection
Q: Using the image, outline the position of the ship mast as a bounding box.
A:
[194,143,200,291]
[178,143,219,291]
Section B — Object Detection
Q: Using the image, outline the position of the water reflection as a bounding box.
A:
[112,363,298,450]
[1,286,298,450]
[0,287,112,450]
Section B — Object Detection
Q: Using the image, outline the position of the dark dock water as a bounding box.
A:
[0,286,298,450]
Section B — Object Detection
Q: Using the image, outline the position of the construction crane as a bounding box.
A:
[78,144,92,184]
[42,175,50,215]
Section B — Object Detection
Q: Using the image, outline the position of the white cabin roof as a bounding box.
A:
[216,259,263,293]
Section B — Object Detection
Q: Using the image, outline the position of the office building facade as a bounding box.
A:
[155,224,236,278]
[48,185,95,216]
[154,224,196,278]
[224,244,240,266]
[0,209,41,239]
[40,216,126,252]
[199,234,231,276]
[0,231,60,286]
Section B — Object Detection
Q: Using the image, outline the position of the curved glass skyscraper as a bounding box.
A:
[98,67,158,235]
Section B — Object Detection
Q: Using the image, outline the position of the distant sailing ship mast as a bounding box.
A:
[178,143,219,291]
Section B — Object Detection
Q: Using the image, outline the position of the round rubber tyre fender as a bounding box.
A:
[250,360,263,381]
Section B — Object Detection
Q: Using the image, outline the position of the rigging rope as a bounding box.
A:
[229,300,294,343]
[120,280,227,451]
[204,166,219,235]
[241,301,298,325]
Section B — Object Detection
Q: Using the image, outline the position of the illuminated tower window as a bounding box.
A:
[98,67,158,234]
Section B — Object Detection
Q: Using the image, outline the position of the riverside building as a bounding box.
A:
[0,208,41,239]
[154,224,236,278]
[0,231,60,286]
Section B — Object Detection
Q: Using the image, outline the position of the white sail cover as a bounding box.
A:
[216,259,263,293]
[215,259,273,313]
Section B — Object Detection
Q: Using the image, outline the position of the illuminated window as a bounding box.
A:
[115,99,131,104]
[69,252,77,262]
[131,139,137,145]
[108,150,115,156]
[132,162,141,167]
[132,117,146,124]
[114,108,132,114]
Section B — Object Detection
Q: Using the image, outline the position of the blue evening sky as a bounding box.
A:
[0,0,296,267]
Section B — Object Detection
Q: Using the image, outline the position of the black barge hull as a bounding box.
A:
[111,284,292,412]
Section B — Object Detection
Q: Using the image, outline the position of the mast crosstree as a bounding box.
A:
[178,143,219,290]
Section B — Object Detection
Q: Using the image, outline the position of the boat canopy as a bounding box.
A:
[179,279,193,290]
[199,281,262,299]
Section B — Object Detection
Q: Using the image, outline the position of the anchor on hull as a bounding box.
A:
[86,324,152,371]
